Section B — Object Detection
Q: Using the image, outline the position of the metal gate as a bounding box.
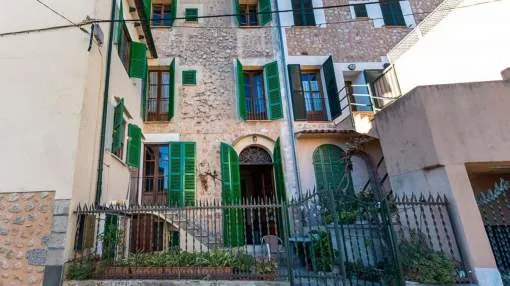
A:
[283,173,402,285]
[476,178,510,285]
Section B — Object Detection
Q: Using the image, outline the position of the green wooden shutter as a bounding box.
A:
[127,124,142,168]
[259,0,272,25]
[142,0,151,21]
[182,70,196,85]
[313,145,353,194]
[264,61,283,120]
[381,1,405,26]
[168,59,176,120]
[168,142,196,206]
[183,142,196,206]
[129,42,147,79]
[273,138,286,202]
[220,143,245,247]
[237,59,246,120]
[185,8,198,21]
[168,142,183,206]
[234,0,241,25]
[288,64,306,120]
[354,4,368,17]
[172,0,177,21]
[116,0,124,49]
[112,99,125,154]
[323,56,340,119]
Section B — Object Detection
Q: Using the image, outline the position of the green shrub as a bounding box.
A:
[399,232,456,284]
[309,230,334,272]
[66,259,97,280]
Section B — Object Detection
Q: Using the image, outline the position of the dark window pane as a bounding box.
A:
[354,4,368,17]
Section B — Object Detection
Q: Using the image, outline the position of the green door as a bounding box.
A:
[220,143,245,247]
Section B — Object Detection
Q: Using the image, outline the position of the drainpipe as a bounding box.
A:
[274,0,302,198]
[95,0,117,205]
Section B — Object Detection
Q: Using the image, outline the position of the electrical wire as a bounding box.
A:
[35,0,89,34]
[0,0,501,37]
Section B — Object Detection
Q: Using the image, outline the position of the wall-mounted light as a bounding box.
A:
[348,64,356,71]
[252,135,257,143]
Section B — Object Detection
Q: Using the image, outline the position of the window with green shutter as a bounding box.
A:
[185,8,198,22]
[292,0,315,26]
[127,124,142,168]
[236,0,271,26]
[129,42,147,79]
[264,61,283,120]
[112,99,125,158]
[168,142,196,207]
[380,1,406,26]
[220,143,245,247]
[146,63,174,122]
[182,70,196,85]
[323,56,341,119]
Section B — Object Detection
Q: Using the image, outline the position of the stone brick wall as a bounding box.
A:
[284,0,442,61]
[147,0,288,201]
[0,191,54,286]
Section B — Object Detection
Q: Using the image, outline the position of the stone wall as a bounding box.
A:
[284,0,441,61]
[147,0,291,201]
[0,191,54,286]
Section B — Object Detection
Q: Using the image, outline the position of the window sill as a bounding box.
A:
[240,25,261,28]
[144,120,171,124]
[109,152,127,167]
[383,25,409,29]
[151,25,173,29]
[245,119,272,122]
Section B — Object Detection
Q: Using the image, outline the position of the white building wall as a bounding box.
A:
[390,0,510,94]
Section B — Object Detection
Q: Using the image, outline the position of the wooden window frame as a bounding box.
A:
[148,69,171,121]
[239,4,259,26]
[300,70,328,121]
[243,70,267,120]
[152,4,173,27]
[142,144,168,205]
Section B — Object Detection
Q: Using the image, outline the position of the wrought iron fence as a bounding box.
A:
[69,190,470,284]
[476,178,510,285]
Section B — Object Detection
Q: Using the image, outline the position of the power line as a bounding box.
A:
[34,0,89,34]
[0,0,500,36]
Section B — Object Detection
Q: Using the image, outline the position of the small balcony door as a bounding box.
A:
[142,144,169,205]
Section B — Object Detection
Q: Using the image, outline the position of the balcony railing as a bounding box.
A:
[336,67,402,120]
[146,98,169,121]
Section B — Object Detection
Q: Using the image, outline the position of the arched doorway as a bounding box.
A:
[239,146,276,244]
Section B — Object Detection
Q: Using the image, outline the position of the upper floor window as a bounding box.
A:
[288,57,341,121]
[244,70,267,120]
[240,4,258,26]
[118,24,131,72]
[152,4,173,26]
[148,70,171,121]
[237,60,283,120]
[354,4,368,18]
[292,0,315,26]
[301,71,327,121]
[381,1,406,26]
